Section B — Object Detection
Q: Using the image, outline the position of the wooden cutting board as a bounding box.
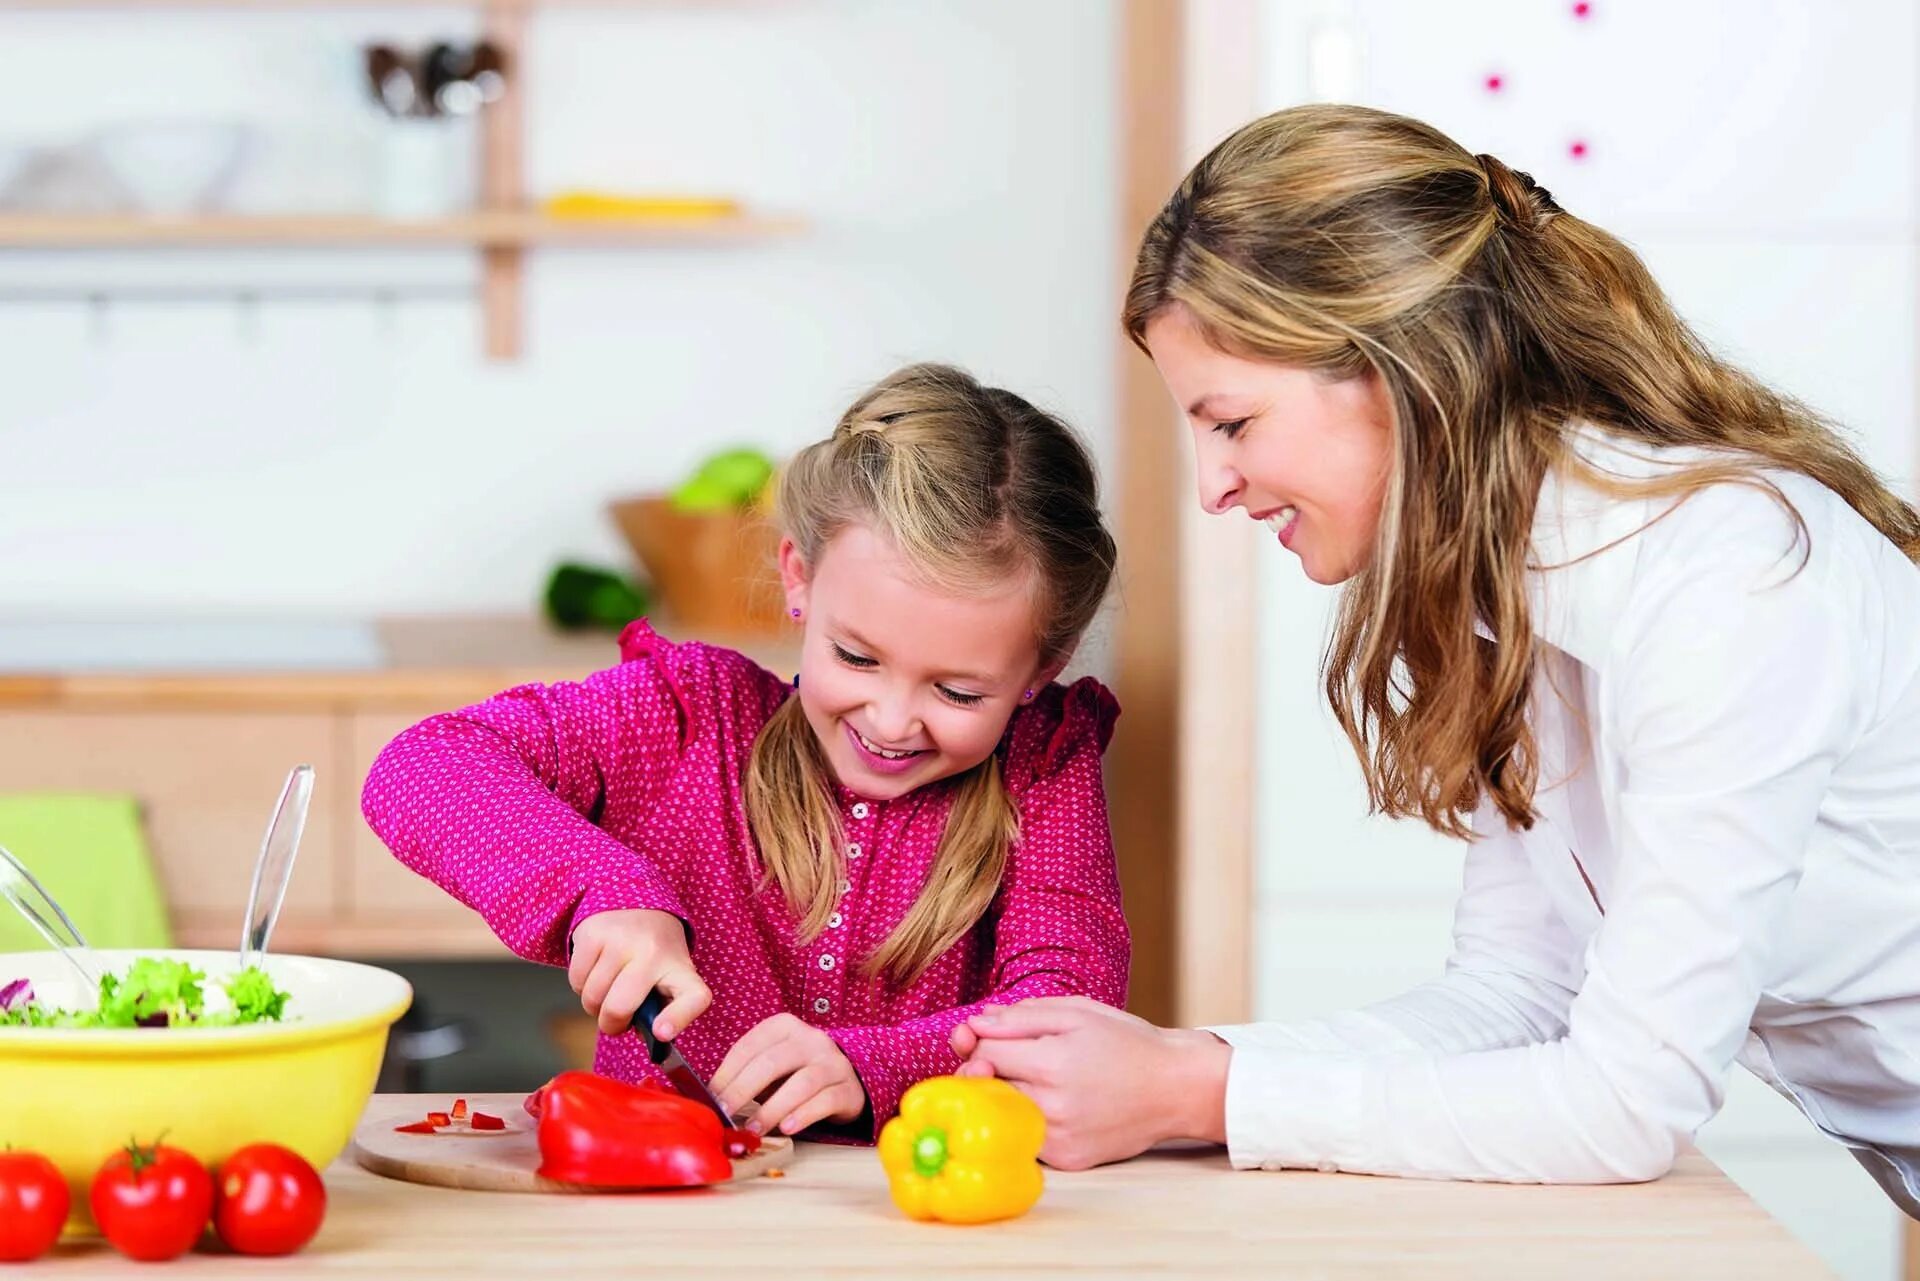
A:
[350,1093,795,1193]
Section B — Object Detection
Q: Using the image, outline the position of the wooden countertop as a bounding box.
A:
[37,1097,1831,1278]
[0,615,801,711]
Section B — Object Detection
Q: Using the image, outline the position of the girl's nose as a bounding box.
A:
[868,692,921,745]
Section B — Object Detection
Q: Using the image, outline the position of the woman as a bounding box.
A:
[951,104,1920,1216]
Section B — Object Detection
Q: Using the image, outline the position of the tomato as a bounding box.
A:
[90,1141,213,1262]
[212,1144,326,1257]
[0,1150,69,1262]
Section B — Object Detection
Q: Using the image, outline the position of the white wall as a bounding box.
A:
[1252,4,1914,1278]
[0,1,1118,618]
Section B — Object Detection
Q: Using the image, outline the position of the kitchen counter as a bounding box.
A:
[37,1096,1831,1278]
[0,614,799,711]
[0,615,798,956]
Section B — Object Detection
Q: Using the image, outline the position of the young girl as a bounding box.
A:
[363,362,1127,1140]
[953,104,1920,1217]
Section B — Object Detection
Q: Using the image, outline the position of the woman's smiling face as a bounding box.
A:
[1143,304,1396,585]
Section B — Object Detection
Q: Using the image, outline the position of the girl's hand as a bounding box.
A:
[568,908,711,1038]
[950,996,1232,1170]
[709,1013,867,1136]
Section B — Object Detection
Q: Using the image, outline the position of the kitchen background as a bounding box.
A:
[0,2,1910,1278]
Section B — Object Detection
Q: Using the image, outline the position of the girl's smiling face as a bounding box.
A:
[780,523,1059,800]
[1143,303,1396,585]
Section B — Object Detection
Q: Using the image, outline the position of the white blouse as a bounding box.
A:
[1210,429,1920,1217]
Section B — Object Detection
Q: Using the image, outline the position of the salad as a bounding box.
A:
[0,957,292,1028]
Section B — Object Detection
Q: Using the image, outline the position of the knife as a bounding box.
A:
[632,990,734,1127]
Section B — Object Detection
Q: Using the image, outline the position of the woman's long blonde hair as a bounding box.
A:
[1125,104,1920,838]
[746,363,1116,987]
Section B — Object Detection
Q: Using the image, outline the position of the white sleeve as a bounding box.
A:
[1213,531,1866,1183]
[1206,797,1582,1057]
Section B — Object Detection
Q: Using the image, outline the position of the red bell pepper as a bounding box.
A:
[534,1071,729,1188]
[471,1112,505,1131]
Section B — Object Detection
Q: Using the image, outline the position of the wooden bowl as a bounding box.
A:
[608,496,785,635]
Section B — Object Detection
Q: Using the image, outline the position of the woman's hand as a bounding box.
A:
[710,1013,868,1136]
[568,908,711,1038]
[951,996,1232,1170]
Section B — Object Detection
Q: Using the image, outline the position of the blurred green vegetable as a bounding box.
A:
[544,562,650,632]
[671,447,776,512]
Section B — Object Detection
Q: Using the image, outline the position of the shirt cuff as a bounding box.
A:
[565,881,689,961]
[1208,1035,1376,1173]
[826,1024,961,1139]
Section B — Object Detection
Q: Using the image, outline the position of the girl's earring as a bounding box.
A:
[1022,689,1034,701]
[789,608,802,620]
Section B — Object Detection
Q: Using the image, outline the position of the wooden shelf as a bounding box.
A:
[0,210,805,249]
[0,4,803,358]
[0,1,673,8]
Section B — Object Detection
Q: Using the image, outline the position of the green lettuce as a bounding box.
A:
[0,960,291,1028]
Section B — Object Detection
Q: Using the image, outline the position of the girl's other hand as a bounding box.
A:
[568,908,711,1038]
[951,996,1231,1170]
[709,1013,867,1136]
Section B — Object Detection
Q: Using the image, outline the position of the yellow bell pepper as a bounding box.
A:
[877,1076,1045,1225]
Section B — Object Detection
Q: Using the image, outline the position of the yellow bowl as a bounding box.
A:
[0,948,411,1234]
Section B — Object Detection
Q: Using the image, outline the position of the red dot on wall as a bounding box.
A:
[1485,73,1505,92]
[1573,1,1592,17]
[1569,139,1590,160]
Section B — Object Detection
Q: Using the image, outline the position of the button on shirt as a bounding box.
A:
[362,619,1131,1136]
[1208,429,1920,1215]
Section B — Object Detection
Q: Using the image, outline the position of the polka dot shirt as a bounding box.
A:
[361,619,1130,1138]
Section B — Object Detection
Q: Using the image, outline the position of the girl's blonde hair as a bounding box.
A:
[746,363,1116,987]
[1124,103,1920,839]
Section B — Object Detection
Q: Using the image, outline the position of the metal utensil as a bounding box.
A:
[631,990,733,1126]
[238,764,314,970]
[0,841,98,990]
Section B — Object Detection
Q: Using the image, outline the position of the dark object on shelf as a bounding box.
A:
[543,562,650,632]
[362,39,511,120]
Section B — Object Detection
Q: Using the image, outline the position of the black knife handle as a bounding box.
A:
[632,989,671,1066]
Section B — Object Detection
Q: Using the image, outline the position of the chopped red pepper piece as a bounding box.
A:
[394,1121,439,1134]
[523,1087,545,1120]
[451,1099,469,1121]
[425,1112,452,1128]
[471,1112,505,1131]
[722,1128,762,1159]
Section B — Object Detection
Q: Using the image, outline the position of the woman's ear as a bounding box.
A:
[778,537,811,619]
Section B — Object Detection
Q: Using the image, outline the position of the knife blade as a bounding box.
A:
[632,990,734,1127]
